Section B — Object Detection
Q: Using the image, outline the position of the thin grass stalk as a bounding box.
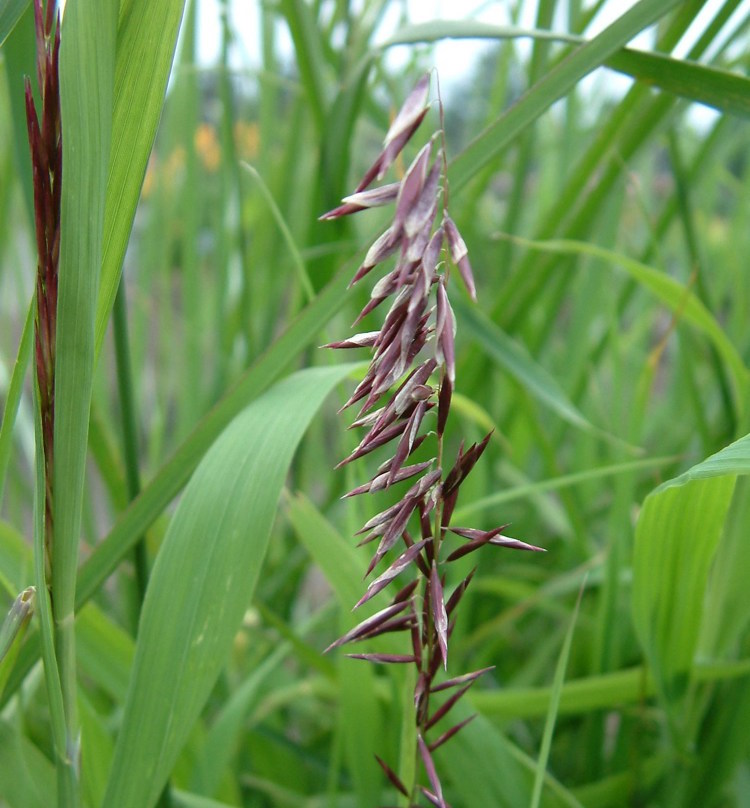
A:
[667,128,735,431]
[496,0,555,274]
[33,384,75,804]
[24,2,77,800]
[0,300,34,508]
[112,281,148,607]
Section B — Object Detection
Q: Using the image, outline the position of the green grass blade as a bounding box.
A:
[449,0,684,192]
[630,432,750,738]
[0,585,33,696]
[241,163,315,303]
[77,272,349,610]
[0,720,55,808]
[278,0,327,134]
[380,21,750,119]
[453,295,600,437]
[633,432,750,725]
[530,581,585,808]
[102,364,354,808]
[454,455,679,521]
[504,235,750,420]
[94,0,187,354]
[654,432,750,489]
[605,49,750,118]
[0,0,28,48]
[54,2,116,789]
[0,299,32,508]
[472,660,750,719]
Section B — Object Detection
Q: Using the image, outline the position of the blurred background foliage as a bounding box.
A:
[3,0,750,806]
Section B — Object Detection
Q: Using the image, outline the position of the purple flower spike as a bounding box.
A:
[324,600,410,653]
[346,653,417,664]
[320,72,541,802]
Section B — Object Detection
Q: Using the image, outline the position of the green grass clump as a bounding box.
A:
[2,1,750,806]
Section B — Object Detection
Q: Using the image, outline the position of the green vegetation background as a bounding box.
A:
[2,0,750,806]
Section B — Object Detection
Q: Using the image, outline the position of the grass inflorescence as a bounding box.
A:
[1,2,750,807]
[321,74,545,806]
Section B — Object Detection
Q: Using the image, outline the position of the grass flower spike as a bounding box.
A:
[321,73,544,807]
[25,0,62,577]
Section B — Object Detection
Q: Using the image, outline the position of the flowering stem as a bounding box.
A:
[321,73,543,807]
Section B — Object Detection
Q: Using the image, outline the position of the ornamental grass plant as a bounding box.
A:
[2,1,750,807]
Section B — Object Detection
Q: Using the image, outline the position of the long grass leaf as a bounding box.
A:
[380,21,750,119]
[635,477,736,729]
[103,365,354,808]
[449,0,684,192]
[278,0,327,133]
[472,660,750,719]
[0,720,55,808]
[530,581,586,808]
[241,163,315,303]
[454,455,679,520]
[452,295,600,437]
[0,0,27,48]
[52,4,116,790]
[503,235,750,419]
[94,0,187,353]
[633,432,750,732]
[0,300,32,507]
[77,274,349,609]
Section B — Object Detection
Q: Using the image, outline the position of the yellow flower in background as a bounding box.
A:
[195,123,221,172]
[165,145,187,190]
[142,154,158,199]
[234,121,259,160]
